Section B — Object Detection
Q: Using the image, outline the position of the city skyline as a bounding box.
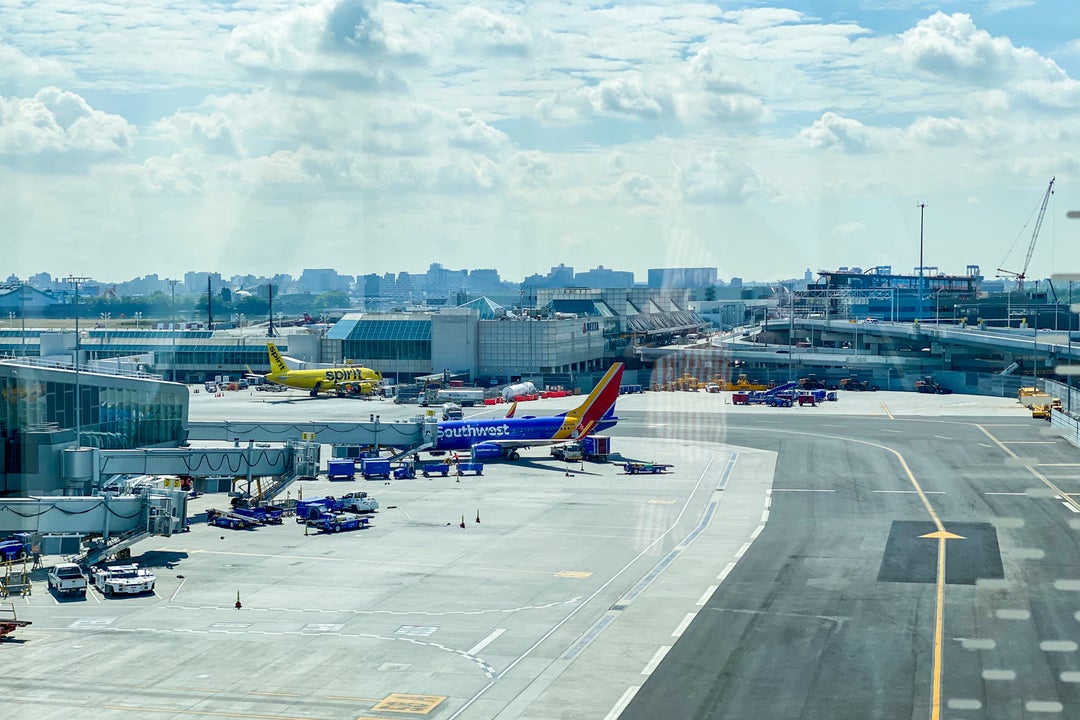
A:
[3,2,1080,281]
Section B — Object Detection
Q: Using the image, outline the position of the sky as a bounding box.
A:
[2,0,1080,285]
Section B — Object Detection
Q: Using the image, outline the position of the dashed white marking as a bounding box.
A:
[696,585,718,606]
[872,490,946,494]
[640,646,671,675]
[750,525,764,540]
[760,509,770,523]
[734,542,752,559]
[604,687,640,720]
[467,628,506,656]
[671,613,696,638]
[1064,502,1080,513]
[717,562,736,582]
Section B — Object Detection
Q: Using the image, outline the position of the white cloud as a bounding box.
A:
[537,75,676,124]
[0,87,134,160]
[613,172,662,206]
[832,221,865,236]
[896,12,1029,84]
[452,7,533,57]
[0,44,73,93]
[798,112,879,153]
[677,150,766,204]
[224,0,421,91]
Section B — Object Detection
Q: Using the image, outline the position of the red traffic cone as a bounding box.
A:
[460,515,466,529]
[235,590,242,610]
[475,509,480,524]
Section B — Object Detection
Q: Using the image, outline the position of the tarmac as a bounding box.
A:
[2,385,1070,720]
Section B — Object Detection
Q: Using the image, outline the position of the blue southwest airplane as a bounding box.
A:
[434,362,624,461]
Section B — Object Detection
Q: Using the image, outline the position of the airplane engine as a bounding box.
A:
[470,442,503,460]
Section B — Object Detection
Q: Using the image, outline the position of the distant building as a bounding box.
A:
[647,267,717,289]
[575,266,634,288]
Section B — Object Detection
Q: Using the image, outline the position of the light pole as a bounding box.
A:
[133,311,142,330]
[169,279,179,382]
[66,275,90,448]
[917,202,926,322]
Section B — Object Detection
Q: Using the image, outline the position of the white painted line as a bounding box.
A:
[641,646,671,675]
[717,561,737,582]
[881,429,904,434]
[873,490,946,494]
[604,686,640,720]
[934,436,954,441]
[734,542,752,559]
[696,585,718,606]
[1063,502,1080,514]
[671,612,696,638]
[169,576,187,603]
[1004,441,1058,445]
[984,492,1028,496]
[764,494,772,508]
[760,509,770,523]
[467,628,506,656]
[750,525,764,540]
[771,489,835,492]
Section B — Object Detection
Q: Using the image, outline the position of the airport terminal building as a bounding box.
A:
[0,359,188,496]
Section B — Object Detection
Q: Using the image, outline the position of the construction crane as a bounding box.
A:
[997,177,1055,292]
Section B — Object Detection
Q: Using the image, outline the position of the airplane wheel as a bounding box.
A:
[509,451,520,461]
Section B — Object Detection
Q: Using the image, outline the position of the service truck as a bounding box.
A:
[91,563,156,596]
[47,562,88,598]
[340,491,379,513]
[550,442,584,461]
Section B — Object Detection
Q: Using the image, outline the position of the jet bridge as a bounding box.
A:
[0,489,188,560]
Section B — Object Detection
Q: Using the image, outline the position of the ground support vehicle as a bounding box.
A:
[0,536,28,562]
[360,457,392,479]
[797,393,817,407]
[840,376,877,392]
[308,512,371,533]
[581,435,611,461]
[232,506,284,525]
[623,462,673,474]
[340,491,379,513]
[442,403,463,421]
[914,376,953,394]
[91,564,156,596]
[456,463,484,476]
[799,375,827,390]
[766,393,794,408]
[327,458,356,481]
[392,462,416,479]
[731,392,750,405]
[551,442,583,461]
[47,563,88,597]
[295,497,345,523]
[207,508,261,529]
[0,603,30,639]
[422,464,452,477]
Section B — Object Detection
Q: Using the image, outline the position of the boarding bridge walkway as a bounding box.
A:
[186,418,434,450]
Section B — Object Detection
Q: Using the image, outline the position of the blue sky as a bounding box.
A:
[2,1,1079,284]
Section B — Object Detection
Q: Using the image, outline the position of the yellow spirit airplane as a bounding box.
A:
[257,343,383,397]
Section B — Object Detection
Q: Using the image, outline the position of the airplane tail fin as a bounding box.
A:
[505,401,518,418]
[565,363,624,438]
[266,343,290,375]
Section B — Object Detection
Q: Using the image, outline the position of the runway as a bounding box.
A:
[613,411,1080,720]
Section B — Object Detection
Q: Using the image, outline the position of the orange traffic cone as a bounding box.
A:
[235,590,242,610]
[460,515,466,529]
[475,509,480,524]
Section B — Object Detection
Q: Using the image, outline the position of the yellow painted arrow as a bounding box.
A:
[920,530,965,540]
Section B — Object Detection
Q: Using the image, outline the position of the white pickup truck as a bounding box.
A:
[341,491,379,513]
[47,563,88,598]
[91,563,156,597]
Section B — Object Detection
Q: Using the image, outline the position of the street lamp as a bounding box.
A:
[65,275,90,448]
[169,279,179,382]
[133,311,142,330]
